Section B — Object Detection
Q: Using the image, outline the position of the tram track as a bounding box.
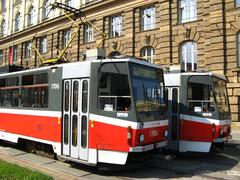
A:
[1,139,240,180]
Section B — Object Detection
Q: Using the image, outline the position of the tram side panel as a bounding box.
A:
[0,67,63,155]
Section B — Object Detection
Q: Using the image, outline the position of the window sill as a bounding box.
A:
[177,19,200,25]
[83,41,96,45]
[139,28,159,33]
[107,35,124,40]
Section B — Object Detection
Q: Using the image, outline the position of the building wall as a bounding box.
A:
[1,0,240,121]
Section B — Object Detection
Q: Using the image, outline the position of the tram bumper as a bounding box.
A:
[214,135,232,143]
[129,140,168,152]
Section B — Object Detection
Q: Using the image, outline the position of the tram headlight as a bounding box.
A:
[219,129,223,137]
[139,134,145,143]
[164,130,168,137]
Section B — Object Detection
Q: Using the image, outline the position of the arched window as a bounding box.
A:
[109,51,121,58]
[237,33,240,67]
[15,12,21,32]
[141,46,155,63]
[27,6,34,26]
[43,0,50,20]
[0,19,6,37]
[181,41,197,71]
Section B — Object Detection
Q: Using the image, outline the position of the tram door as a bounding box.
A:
[167,87,180,150]
[62,79,89,161]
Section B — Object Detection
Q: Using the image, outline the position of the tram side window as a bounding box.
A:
[187,76,215,113]
[0,77,19,107]
[98,63,131,111]
[21,73,48,108]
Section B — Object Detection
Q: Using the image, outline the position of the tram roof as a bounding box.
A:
[0,57,162,78]
[167,71,226,81]
[164,71,227,87]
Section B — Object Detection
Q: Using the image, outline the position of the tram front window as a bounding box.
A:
[130,64,167,122]
[98,63,131,111]
[213,77,230,119]
[187,76,215,113]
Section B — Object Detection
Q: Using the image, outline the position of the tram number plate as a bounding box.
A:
[203,113,212,117]
[117,113,128,118]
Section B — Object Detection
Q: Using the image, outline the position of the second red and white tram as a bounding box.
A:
[0,57,168,165]
[165,67,231,153]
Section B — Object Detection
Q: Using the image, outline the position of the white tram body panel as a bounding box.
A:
[0,58,168,165]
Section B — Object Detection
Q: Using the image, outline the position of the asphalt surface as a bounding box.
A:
[0,132,240,180]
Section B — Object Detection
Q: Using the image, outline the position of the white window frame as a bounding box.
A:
[28,6,34,26]
[141,47,155,63]
[40,36,47,54]
[179,0,197,23]
[238,33,240,67]
[43,0,50,20]
[0,50,3,64]
[63,29,71,48]
[181,41,197,71]
[66,0,74,6]
[141,6,156,31]
[1,19,6,37]
[1,0,6,10]
[84,23,94,43]
[15,12,21,32]
[24,41,32,58]
[110,15,122,38]
[236,0,240,7]
[12,45,18,63]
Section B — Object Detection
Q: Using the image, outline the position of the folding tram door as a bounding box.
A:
[62,79,89,161]
[167,87,180,150]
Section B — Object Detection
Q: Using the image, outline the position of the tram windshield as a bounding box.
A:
[98,62,167,122]
[98,62,131,112]
[187,75,230,119]
[212,77,230,119]
[187,76,215,113]
[130,63,167,122]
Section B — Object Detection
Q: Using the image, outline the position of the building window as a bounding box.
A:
[66,0,74,6]
[15,12,21,32]
[141,6,156,31]
[181,41,197,71]
[40,36,47,53]
[0,50,3,64]
[1,0,6,10]
[110,15,122,38]
[84,23,94,43]
[141,47,155,63]
[236,0,240,7]
[12,45,18,63]
[179,0,197,23]
[24,41,32,58]
[27,6,34,26]
[62,29,71,48]
[238,33,240,67]
[43,0,50,20]
[0,19,6,37]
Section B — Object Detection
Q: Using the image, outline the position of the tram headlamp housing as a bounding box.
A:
[139,134,145,143]
[219,129,223,136]
[164,130,168,137]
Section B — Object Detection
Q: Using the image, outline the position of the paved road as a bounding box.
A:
[0,132,240,180]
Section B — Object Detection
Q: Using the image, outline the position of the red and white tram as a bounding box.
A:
[165,66,231,153]
[0,57,168,165]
